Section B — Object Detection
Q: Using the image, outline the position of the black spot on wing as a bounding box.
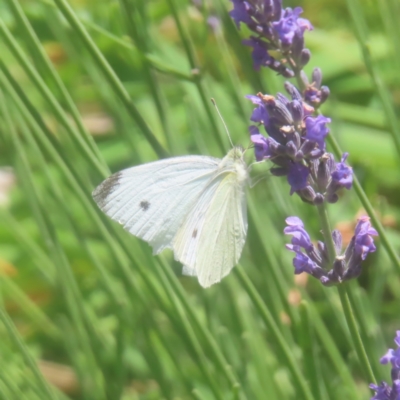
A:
[192,229,198,238]
[92,171,122,208]
[140,200,150,211]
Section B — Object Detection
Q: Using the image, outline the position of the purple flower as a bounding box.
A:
[250,126,270,161]
[246,94,269,124]
[331,153,353,190]
[284,217,327,280]
[380,332,400,367]
[305,115,331,151]
[272,7,313,47]
[370,382,397,400]
[229,0,252,28]
[286,245,317,274]
[371,332,400,400]
[243,37,273,71]
[371,380,400,400]
[354,216,378,260]
[284,216,313,251]
[287,162,309,194]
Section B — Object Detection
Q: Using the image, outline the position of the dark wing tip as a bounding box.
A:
[92,171,122,208]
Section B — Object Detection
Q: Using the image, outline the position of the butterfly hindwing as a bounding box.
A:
[173,167,248,287]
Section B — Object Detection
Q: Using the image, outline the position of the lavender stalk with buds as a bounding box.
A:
[229,0,378,285]
[370,331,400,400]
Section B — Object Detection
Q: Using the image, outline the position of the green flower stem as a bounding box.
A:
[316,202,336,265]
[337,285,376,384]
[316,195,376,385]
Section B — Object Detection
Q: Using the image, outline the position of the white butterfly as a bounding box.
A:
[92,146,249,288]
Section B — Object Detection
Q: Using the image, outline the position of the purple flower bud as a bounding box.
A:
[299,48,311,68]
[305,115,331,151]
[286,140,297,158]
[354,216,378,260]
[297,186,319,204]
[287,162,309,194]
[303,69,330,107]
[332,230,343,255]
[299,140,318,159]
[289,100,304,123]
[276,92,290,106]
[320,86,330,103]
[300,70,309,86]
[267,97,293,125]
[316,153,335,191]
[312,67,323,88]
[284,82,302,102]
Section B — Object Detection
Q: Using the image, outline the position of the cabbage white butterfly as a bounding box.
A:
[92,146,249,288]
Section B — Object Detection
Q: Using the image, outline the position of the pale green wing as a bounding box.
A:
[173,170,248,288]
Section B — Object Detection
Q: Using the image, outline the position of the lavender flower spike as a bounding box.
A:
[229,0,312,76]
[370,331,400,400]
[284,216,378,285]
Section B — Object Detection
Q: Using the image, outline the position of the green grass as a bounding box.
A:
[0,0,399,399]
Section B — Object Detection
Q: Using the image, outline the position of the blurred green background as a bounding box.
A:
[0,0,399,399]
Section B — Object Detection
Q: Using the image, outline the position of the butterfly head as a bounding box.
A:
[220,146,249,183]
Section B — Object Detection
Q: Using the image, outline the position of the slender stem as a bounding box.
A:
[337,285,376,384]
[316,172,376,386]
[316,202,336,265]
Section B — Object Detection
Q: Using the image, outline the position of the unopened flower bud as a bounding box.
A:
[320,86,330,103]
[299,48,311,68]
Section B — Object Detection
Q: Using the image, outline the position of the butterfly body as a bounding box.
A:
[93,146,249,287]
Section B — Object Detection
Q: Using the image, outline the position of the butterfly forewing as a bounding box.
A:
[93,156,220,254]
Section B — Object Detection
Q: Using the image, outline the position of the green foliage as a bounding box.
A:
[0,0,399,399]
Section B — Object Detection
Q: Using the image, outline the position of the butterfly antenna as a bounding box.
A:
[211,98,234,148]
